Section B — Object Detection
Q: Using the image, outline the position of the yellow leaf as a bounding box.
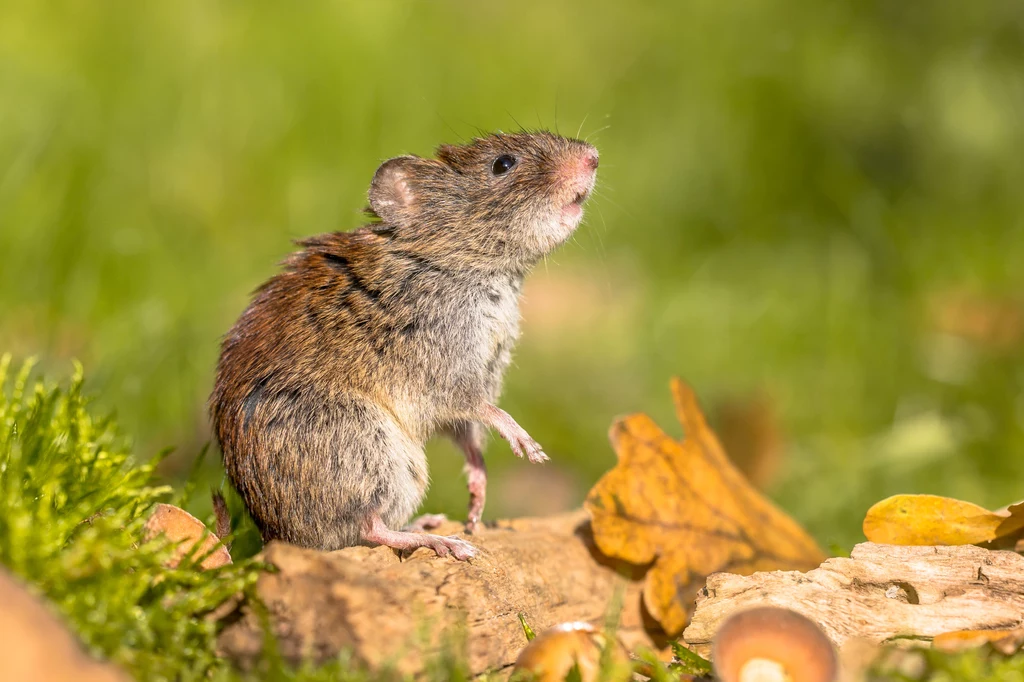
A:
[863,495,1024,546]
[994,501,1024,542]
[584,378,825,637]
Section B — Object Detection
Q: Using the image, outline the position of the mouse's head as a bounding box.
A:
[367,131,598,273]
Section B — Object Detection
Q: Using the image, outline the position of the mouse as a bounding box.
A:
[209,130,599,560]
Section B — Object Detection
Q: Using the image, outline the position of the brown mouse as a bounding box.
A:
[210,131,598,560]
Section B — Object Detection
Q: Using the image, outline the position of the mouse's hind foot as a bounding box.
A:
[402,513,448,532]
[363,514,475,561]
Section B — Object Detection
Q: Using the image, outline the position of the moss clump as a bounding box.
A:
[0,354,260,680]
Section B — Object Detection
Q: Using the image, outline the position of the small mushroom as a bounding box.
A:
[513,622,627,682]
[712,607,837,682]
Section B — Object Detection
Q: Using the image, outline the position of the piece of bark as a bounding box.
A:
[0,568,131,682]
[217,511,662,676]
[683,542,1024,658]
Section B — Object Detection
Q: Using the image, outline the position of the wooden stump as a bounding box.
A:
[217,512,662,676]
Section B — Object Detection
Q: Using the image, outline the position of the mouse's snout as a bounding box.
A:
[569,147,599,180]
[550,142,599,236]
[563,145,599,205]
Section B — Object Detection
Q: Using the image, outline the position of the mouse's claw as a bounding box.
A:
[510,435,547,464]
[525,442,549,464]
[441,535,477,561]
[481,404,550,465]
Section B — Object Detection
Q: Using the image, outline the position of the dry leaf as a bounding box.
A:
[863,495,1024,547]
[584,378,825,636]
[143,503,232,570]
[513,622,629,682]
[928,289,1024,353]
[932,628,1024,655]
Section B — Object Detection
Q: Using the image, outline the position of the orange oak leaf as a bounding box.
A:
[584,378,824,637]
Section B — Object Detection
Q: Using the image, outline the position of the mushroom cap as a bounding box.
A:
[712,607,837,682]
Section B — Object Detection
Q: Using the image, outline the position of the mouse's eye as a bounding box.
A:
[491,154,517,176]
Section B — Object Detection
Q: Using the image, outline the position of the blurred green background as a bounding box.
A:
[1,0,1022,551]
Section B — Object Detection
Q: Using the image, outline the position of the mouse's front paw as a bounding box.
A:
[510,435,549,464]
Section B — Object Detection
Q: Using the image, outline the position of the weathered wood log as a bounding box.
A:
[216,511,662,676]
[683,542,1024,658]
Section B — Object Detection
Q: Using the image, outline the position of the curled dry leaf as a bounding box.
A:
[512,622,629,682]
[143,503,232,570]
[931,628,1024,656]
[863,495,1024,547]
[584,378,824,636]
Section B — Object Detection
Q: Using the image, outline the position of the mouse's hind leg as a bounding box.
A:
[445,420,487,534]
[362,513,476,561]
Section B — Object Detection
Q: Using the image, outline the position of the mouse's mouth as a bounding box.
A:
[558,188,591,224]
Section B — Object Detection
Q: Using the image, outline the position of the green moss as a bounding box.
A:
[0,354,260,679]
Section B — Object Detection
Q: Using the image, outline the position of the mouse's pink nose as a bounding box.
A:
[585,151,600,171]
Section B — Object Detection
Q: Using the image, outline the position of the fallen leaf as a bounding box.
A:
[143,503,232,570]
[512,622,629,682]
[584,378,825,636]
[863,495,1024,547]
[932,628,1024,655]
[928,289,1024,353]
[994,501,1024,544]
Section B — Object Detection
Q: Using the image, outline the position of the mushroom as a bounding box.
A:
[512,622,627,682]
[712,607,837,682]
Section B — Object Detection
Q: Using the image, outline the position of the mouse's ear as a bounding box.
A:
[368,156,421,226]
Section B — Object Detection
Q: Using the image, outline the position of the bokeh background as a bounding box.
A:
[2,0,1022,551]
